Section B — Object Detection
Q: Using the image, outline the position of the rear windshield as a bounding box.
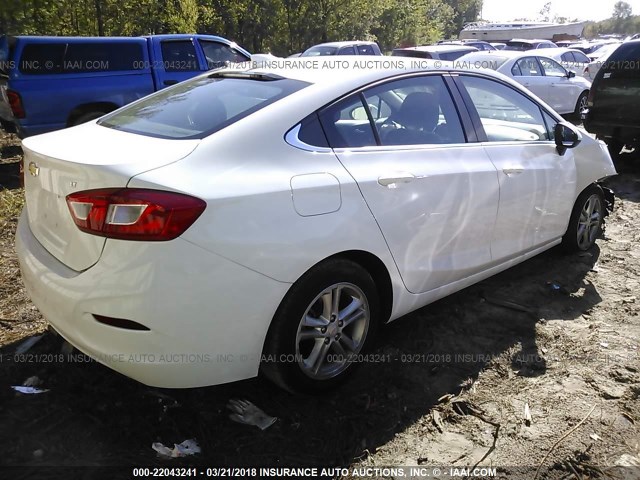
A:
[439,50,473,61]
[98,73,308,139]
[19,42,145,74]
[603,42,640,72]
[302,46,338,57]
[391,49,432,59]
[504,42,532,51]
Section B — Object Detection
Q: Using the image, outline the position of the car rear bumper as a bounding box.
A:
[583,113,640,145]
[15,208,291,388]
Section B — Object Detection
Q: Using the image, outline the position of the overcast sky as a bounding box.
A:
[481,0,640,22]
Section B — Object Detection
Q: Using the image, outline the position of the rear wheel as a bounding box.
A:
[574,91,588,117]
[260,259,379,393]
[562,185,605,252]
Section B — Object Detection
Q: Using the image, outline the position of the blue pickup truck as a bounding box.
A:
[0,34,251,137]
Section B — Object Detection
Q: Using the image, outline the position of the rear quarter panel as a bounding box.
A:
[126,84,407,312]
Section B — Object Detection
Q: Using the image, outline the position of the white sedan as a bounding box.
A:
[533,47,592,78]
[16,60,616,393]
[457,50,592,115]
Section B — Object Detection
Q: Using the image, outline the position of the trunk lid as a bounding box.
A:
[22,122,199,271]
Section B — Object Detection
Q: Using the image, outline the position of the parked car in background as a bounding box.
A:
[458,50,591,115]
[490,42,507,50]
[504,39,558,51]
[573,40,619,55]
[0,34,250,137]
[533,47,592,78]
[392,44,478,61]
[584,40,640,159]
[583,43,622,80]
[16,59,615,393]
[300,41,382,57]
[438,40,496,51]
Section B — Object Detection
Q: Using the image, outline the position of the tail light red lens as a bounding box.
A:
[66,188,206,241]
[7,90,25,119]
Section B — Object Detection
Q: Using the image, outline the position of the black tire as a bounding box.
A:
[260,258,379,393]
[72,111,106,126]
[574,91,588,117]
[562,185,605,252]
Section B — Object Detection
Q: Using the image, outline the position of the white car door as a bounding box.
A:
[539,57,580,114]
[320,74,500,294]
[508,57,550,101]
[455,75,576,260]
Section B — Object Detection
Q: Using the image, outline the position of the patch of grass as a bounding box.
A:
[0,188,24,236]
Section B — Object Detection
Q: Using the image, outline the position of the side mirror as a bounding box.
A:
[554,121,582,155]
[567,70,576,78]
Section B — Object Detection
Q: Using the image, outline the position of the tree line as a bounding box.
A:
[0,0,482,55]
[583,1,640,37]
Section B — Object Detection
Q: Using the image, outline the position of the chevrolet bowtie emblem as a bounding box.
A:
[28,161,39,177]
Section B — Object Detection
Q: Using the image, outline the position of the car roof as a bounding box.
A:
[395,45,478,53]
[306,41,377,48]
[533,47,578,56]
[459,50,522,59]
[12,34,225,41]
[507,38,552,43]
[228,56,522,86]
[458,50,563,67]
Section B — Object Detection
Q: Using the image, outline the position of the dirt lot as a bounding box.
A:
[0,130,639,479]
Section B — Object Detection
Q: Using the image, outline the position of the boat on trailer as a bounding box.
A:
[459,21,586,42]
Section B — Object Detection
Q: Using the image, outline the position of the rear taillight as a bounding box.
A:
[66,188,206,241]
[7,90,25,119]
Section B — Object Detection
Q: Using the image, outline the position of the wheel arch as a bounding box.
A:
[326,250,394,324]
[271,249,394,329]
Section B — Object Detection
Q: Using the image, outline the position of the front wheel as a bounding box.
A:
[260,259,379,393]
[562,185,605,252]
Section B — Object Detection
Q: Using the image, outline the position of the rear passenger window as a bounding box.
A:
[199,40,248,69]
[512,57,542,76]
[64,43,144,72]
[319,95,376,148]
[459,75,549,142]
[318,75,465,148]
[297,114,329,147]
[161,41,199,72]
[358,45,375,55]
[365,75,465,145]
[19,44,65,74]
[338,47,356,55]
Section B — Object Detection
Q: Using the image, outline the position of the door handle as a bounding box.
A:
[163,80,178,86]
[502,167,524,176]
[378,172,416,187]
